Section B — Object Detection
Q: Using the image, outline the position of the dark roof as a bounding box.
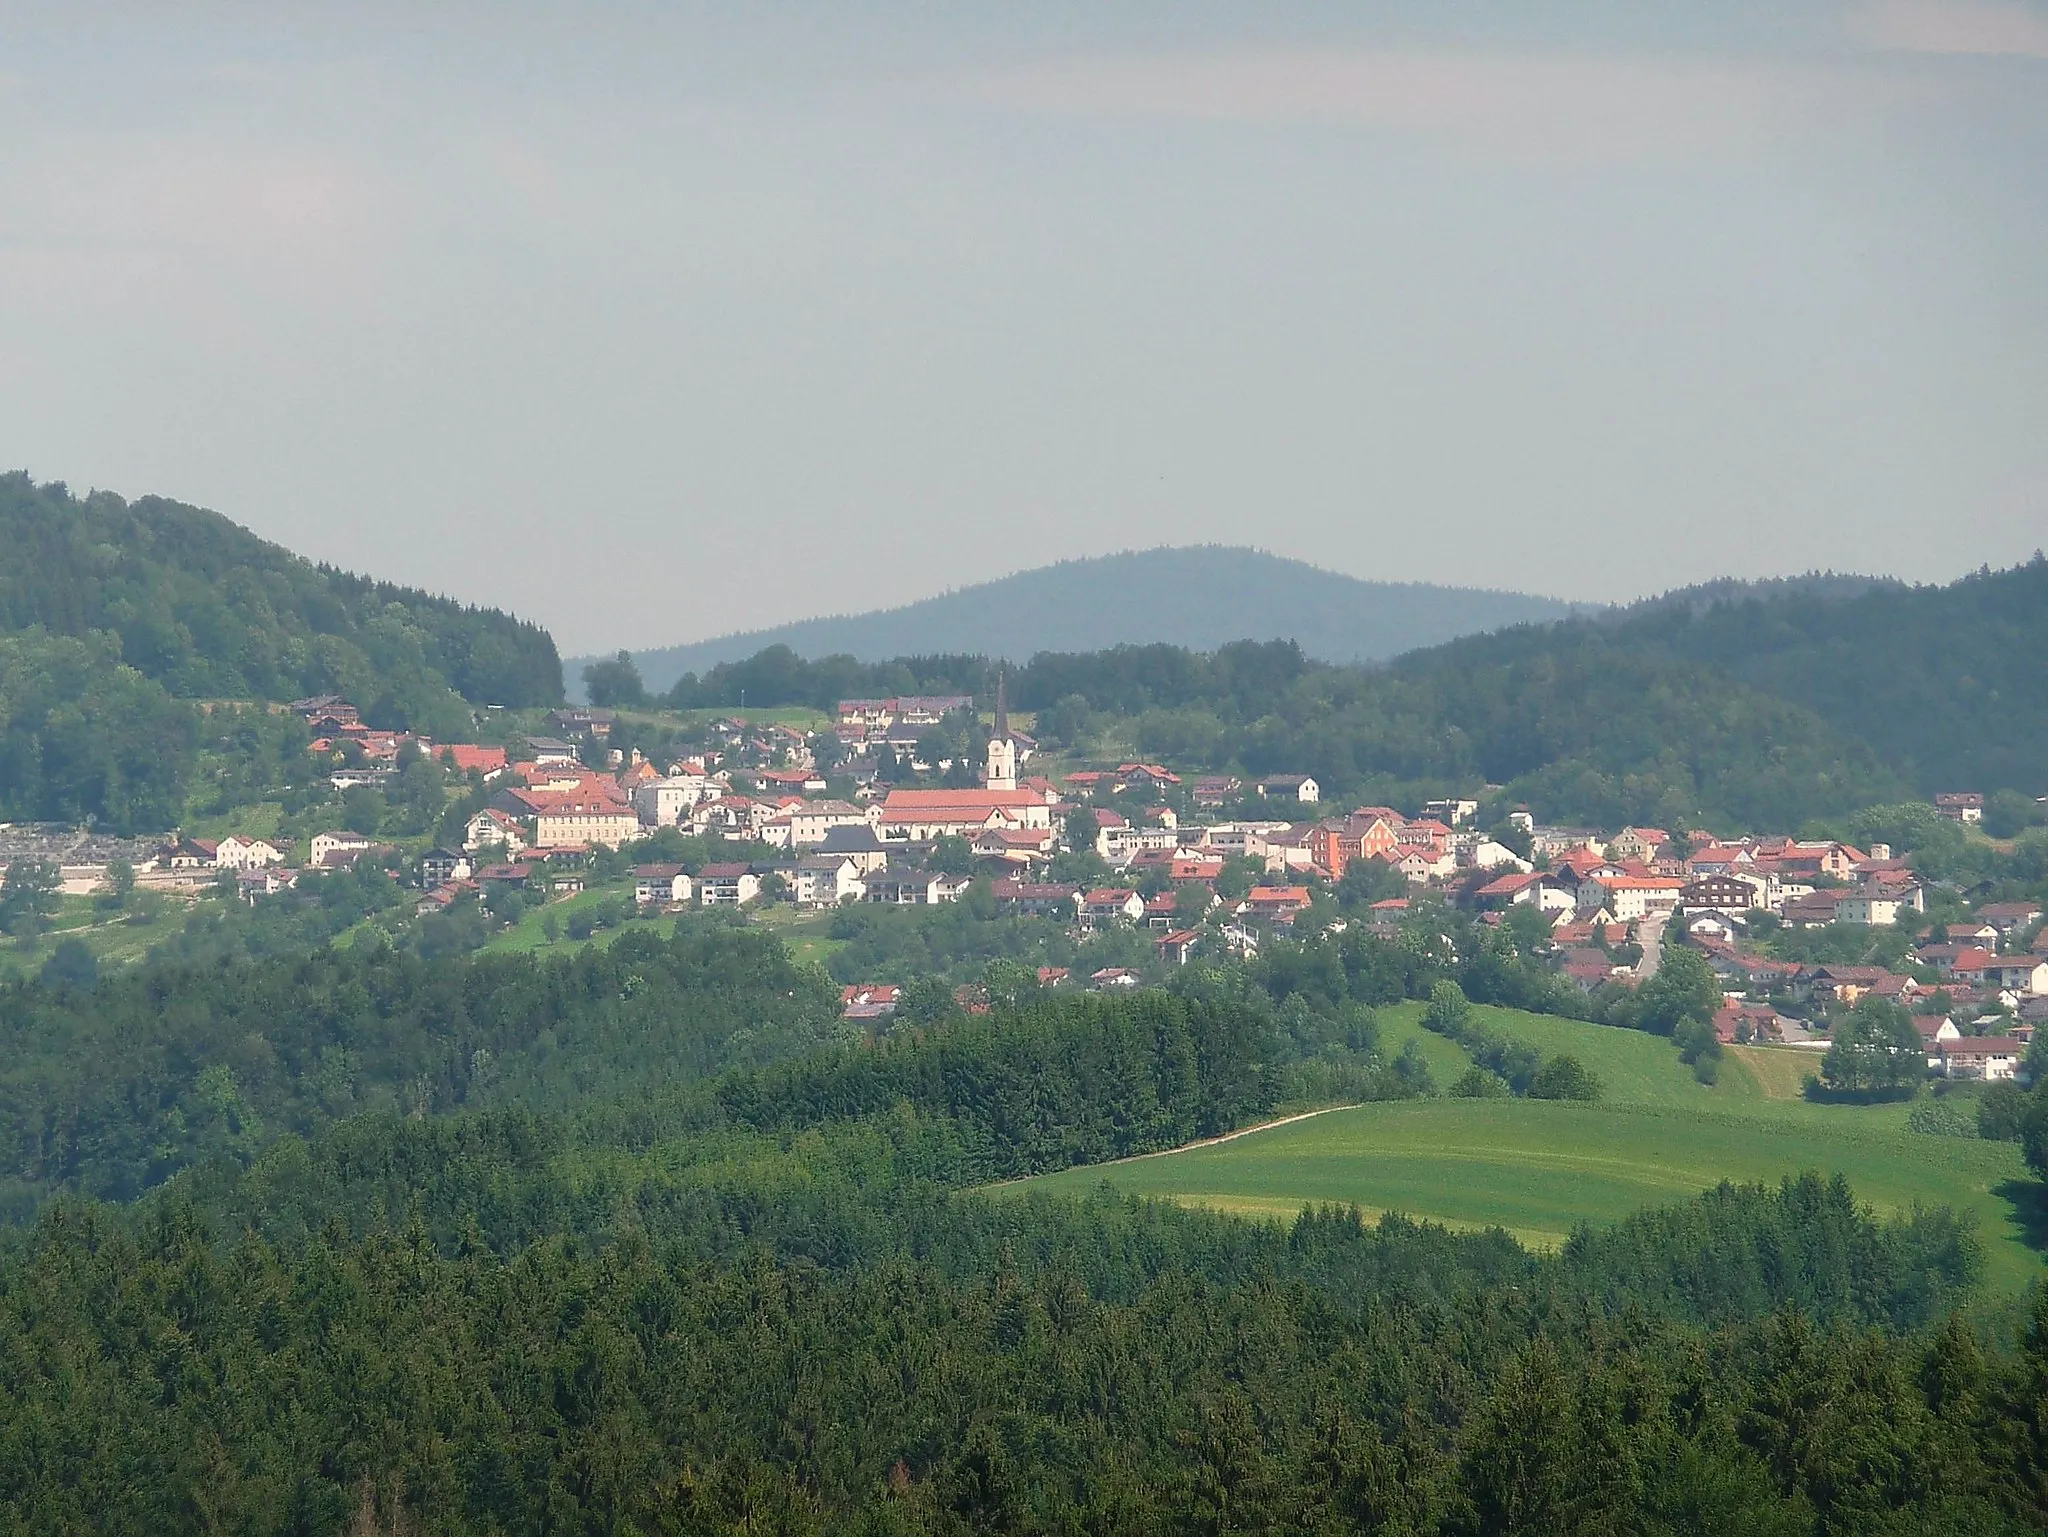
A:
[817,824,887,853]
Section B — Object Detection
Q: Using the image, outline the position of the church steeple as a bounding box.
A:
[985,669,1017,791]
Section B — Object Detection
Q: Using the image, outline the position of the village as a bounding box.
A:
[10,688,2043,1082]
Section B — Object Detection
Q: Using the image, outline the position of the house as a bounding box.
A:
[695,863,763,906]
[791,854,863,908]
[1256,775,1319,803]
[634,774,712,827]
[235,867,298,901]
[1245,885,1312,922]
[438,744,510,779]
[841,984,901,1022]
[1951,951,2048,995]
[1581,876,1683,923]
[290,694,359,728]
[419,848,473,887]
[992,881,1084,920]
[161,837,220,871]
[1192,776,1243,808]
[1914,1016,1965,1064]
[1080,888,1145,928]
[1466,839,1529,872]
[1679,875,1759,914]
[1934,1036,2024,1081]
[310,830,372,868]
[1089,967,1141,991]
[475,861,536,894]
[1978,902,2045,938]
[214,835,287,871]
[813,823,892,875]
[1780,892,1844,928]
[1156,928,1204,966]
[465,808,531,855]
[1935,792,1984,824]
[548,707,617,740]
[531,799,642,850]
[972,826,1057,866]
[1608,827,1671,862]
[1836,885,1927,927]
[521,736,582,766]
[633,864,693,907]
[1037,967,1071,988]
[863,868,971,905]
[1118,763,1182,792]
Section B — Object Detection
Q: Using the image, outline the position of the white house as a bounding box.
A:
[214,835,287,871]
[632,864,693,907]
[792,854,864,908]
[1836,886,1927,927]
[1934,1036,2025,1082]
[633,774,710,828]
[1257,775,1320,803]
[310,830,372,868]
[695,863,762,906]
[465,809,531,856]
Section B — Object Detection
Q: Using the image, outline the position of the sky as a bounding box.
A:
[3,1,2046,654]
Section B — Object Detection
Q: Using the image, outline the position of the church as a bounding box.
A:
[875,675,1047,843]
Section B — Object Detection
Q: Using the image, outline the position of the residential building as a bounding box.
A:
[1934,1036,2024,1081]
[419,848,472,887]
[992,881,1083,920]
[1080,888,1145,928]
[863,868,971,905]
[695,864,762,906]
[310,831,372,868]
[1256,774,1319,803]
[791,854,864,908]
[464,808,530,856]
[814,823,892,875]
[633,864,693,906]
[1935,792,1984,824]
[214,835,287,871]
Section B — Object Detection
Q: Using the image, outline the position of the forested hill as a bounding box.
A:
[0,474,562,717]
[585,545,1581,696]
[1598,556,2048,796]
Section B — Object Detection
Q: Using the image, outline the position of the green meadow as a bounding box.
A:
[1016,1001,2044,1294]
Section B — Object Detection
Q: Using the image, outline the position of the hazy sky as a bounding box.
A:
[4,2,2045,653]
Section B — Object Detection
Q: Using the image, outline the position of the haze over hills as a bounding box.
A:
[575,546,1585,697]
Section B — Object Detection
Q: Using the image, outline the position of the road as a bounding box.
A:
[1636,913,1667,980]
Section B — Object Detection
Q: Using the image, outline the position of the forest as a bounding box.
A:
[0,475,561,828]
[1,908,2047,1530]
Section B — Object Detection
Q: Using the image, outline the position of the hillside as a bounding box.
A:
[583,546,1581,696]
[0,473,563,832]
[1610,556,2048,796]
[0,473,562,721]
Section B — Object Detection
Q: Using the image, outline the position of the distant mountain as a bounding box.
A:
[576,546,1583,697]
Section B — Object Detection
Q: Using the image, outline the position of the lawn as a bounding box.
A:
[1014,1000,2046,1295]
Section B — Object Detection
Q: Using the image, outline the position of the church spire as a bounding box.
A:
[985,669,1018,791]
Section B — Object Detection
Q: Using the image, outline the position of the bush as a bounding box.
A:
[1450,1066,1510,1099]
[1527,1053,1601,1101]
[1907,1097,1977,1139]
[1977,1081,2031,1142]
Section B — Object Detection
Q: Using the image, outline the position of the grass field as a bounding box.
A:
[1016,1001,2045,1294]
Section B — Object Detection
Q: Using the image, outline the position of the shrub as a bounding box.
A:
[1527,1053,1601,1101]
